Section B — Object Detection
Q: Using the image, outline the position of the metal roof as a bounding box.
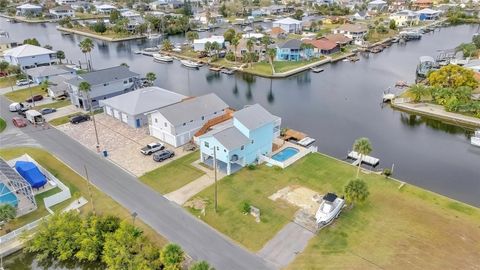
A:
[4,44,55,58]
[234,104,279,130]
[213,126,249,151]
[66,65,139,87]
[25,65,74,78]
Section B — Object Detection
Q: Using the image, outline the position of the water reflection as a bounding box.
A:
[205,71,222,83]
[4,251,102,270]
[267,79,275,104]
[399,113,470,136]
[296,72,311,85]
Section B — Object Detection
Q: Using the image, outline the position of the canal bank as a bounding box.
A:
[1,18,479,207]
[56,26,145,42]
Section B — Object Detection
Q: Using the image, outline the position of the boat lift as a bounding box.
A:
[347,151,380,167]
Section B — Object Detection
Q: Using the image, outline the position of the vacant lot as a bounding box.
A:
[0,147,168,246]
[140,151,204,194]
[4,86,45,102]
[186,153,480,269]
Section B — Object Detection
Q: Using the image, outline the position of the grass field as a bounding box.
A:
[0,76,16,88]
[48,113,82,126]
[245,58,324,76]
[4,86,45,102]
[140,151,204,194]
[34,99,71,111]
[0,147,168,246]
[186,153,480,268]
[0,117,5,133]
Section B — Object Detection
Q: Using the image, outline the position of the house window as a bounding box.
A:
[103,83,109,86]
[251,140,254,144]
[124,80,128,84]
[129,78,133,82]
[214,112,217,114]
[154,118,158,123]
[241,146,244,150]
[204,142,209,148]
[183,123,186,126]
[164,122,167,127]
[216,146,219,151]
[224,149,226,152]
[201,116,205,120]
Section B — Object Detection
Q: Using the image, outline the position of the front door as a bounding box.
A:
[135,118,141,128]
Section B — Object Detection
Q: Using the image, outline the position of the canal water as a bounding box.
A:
[3,250,102,270]
[1,19,479,210]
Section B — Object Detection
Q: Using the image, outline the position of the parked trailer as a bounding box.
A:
[25,110,44,125]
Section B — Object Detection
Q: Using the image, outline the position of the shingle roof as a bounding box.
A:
[279,39,302,49]
[325,33,353,44]
[213,126,249,151]
[25,65,74,78]
[337,23,368,33]
[66,66,139,87]
[304,38,338,50]
[155,93,228,126]
[4,44,55,58]
[234,104,279,130]
[273,17,302,25]
[48,74,76,95]
[99,87,186,115]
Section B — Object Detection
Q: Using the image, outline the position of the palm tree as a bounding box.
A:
[78,81,100,151]
[161,39,173,51]
[230,37,239,62]
[407,84,429,102]
[246,38,255,68]
[0,61,9,75]
[186,31,199,44]
[300,43,314,60]
[0,204,16,223]
[79,38,95,71]
[352,137,372,178]
[146,72,156,85]
[204,41,212,57]
[261,35,271,55]
[344,179,369,207]
[210,41,220,59]
[267,48,277,74]
[56,50,65,64]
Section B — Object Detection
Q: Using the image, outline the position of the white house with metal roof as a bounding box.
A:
[3,44,57,70]
[16,4,43,16]
[272,17,302,33]
[99,87,186,128]
[65,65,140,110]
[198,104,281,175]
[147,93,229,147]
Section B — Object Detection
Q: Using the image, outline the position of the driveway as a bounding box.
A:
[56,114,189,176]
[42,105,80,121]
[258,222,315,268]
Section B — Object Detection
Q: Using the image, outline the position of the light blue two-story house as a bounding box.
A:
[199,104,281,175]
[276,39,313,61]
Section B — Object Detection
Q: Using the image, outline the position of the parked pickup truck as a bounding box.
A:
[140,142,165,155]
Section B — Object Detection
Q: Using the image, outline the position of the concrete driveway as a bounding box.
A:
[56,114,189,176]
[42,105,80,121]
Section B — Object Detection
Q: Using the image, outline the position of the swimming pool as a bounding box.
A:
[272,147,300,162]
[0,183,18,207]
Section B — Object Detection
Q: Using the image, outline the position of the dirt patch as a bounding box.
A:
[269,185,321,215]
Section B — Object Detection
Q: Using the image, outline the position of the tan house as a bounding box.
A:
[324,33,353,47]
[268,27,287,39]
[227,38,264,60]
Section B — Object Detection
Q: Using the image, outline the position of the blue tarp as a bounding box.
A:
[15,161,47,188]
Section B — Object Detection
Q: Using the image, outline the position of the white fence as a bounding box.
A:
[259,155,286,169]
[0,216,46,245]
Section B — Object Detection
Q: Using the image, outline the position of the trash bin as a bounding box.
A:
[103,150,108,157]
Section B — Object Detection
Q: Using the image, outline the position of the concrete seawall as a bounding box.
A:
[56,26,145,42]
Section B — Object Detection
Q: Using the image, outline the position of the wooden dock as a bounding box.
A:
[348,151,380,167]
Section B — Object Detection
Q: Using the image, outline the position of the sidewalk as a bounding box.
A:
[164,161,226,205]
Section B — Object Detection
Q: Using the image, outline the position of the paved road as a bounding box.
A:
[0,96,274,270]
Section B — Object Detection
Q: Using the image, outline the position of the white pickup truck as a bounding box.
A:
[140,142,165,155]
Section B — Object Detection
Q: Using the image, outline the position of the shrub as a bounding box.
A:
[382,168,392,178]
[247,164,256,170]
[241,202,251,214]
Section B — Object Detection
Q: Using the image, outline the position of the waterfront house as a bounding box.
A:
[198,104,281,175]
[416,8,441,20]
[56,0,78,4]
[333,24,368,40]
[99,87,186,128]
[49,5,75,19]
[147,93,229,147]
[25,65,75,84]
[352,11,370,20]
[47,74,76,99]
[66,65,140,110]
[193,36,225,52]
[3,45,57,70]
[276,39,313,61]
[303,38,340,56]
[0,37,17,54]
[227,38,264,60]
[390,10,420,27]
[268,27,287,39]
[272,17,302,34]
[16,4,43,16]
[121,10,145,32]
[94,4,117,14]
[324,33,353,46]
[389,0,408,12]
[411,0,433,10]
[367,0,387,12]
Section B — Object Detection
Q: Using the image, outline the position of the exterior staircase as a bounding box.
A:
[194,108,235,138]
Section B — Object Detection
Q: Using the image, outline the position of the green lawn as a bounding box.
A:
[0,117,5,133]
[0,76,16,88]
[185,153,480,269]
[140,151,205,194]
[4,86,46,102]
[48,113,81,126]
[34,99,71,110]
[0,147,168,246]
[245,58,325,76]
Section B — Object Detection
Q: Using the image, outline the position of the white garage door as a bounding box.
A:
[121,113,128,123]
[113,110,120,119]
[106,106,112,116]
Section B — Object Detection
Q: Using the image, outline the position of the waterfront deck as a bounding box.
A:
[348,151,380,167]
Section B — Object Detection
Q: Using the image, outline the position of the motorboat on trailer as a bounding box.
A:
[315,193,345,225]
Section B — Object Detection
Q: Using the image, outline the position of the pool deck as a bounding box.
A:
[262,140,312,168]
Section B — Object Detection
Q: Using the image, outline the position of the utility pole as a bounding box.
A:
[84,165,96,215]
[214,147,218,213]
[88,93,100,152]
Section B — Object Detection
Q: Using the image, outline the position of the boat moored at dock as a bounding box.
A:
[153,54,174,62]
[310,67,324,73]
[347,151,380,167]
[472,130,480,147]
[181,60,201,68]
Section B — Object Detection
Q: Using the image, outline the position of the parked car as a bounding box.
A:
[9,102,25,112]
[140,142,165,155]
[12,117,28,128]
[152,150,175,162]
[25,95,43,103]
[70,114,90,124]
[40,108,57,115]
[16,79,33,86]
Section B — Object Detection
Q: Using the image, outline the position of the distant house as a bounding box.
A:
[333,24,368,40]
[227,38,264,60]
[3,45,57,70]
[25,65,75,84]
[352,11,370,20]
[147,93,229,147]
[66,65,140,110]
[303,38,340,56]
[49,5,75,18]
[276,39,312,61]
[390,10,420,27]
[99,87,186,128]
[268,27,287,39]
[193,36,225,51]
[47,74,76,99]
[94,4,117,14]
[416,8,441,20]
[272,17,302,34]
[16,4,43,16]
[411,0,433,10]
[367,0,387,12]
[389,0,408,12]
[0,37,17,54]
[324,33,353,46]
[261,5,287,15]
[251,9,263,17]
[198,104,281,175]
[56,0,78,4]
[121,10,144,32]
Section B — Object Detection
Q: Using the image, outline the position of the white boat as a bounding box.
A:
[471,130,480,147]
[220,68,235,75]
[147,33,162,39]
[143,47,158,52]
[297,137,316,147]
[382,93,395,103]
[315,193,345,225]
[310,67,324,73]
[153,54,174,62]
[181,60,201,68]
